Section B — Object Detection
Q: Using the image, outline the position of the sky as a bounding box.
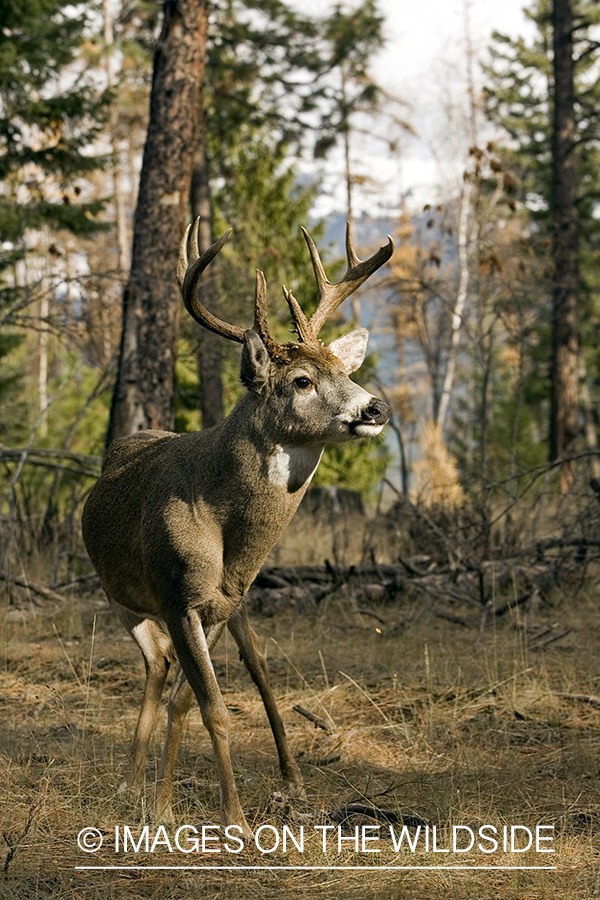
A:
[308,0,535,215]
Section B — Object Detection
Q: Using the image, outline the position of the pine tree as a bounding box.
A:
[484,0,600,475]
[0,0,108,318]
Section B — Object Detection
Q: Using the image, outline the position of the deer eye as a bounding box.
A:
[294,376,313,390]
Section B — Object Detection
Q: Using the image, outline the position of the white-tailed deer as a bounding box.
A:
[82,220,393,837]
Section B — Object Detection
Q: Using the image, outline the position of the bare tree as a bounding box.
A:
[107,0,209,444]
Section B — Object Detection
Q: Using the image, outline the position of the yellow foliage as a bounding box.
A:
[411,420,465,509]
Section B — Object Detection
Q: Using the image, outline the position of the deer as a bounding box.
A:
[81,218,393,839]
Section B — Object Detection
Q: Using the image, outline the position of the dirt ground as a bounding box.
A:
[0,575,599,900]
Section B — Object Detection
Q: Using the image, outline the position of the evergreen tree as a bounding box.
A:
[484,0,600,473]
[0,0,108,277]
[0,0,108,443]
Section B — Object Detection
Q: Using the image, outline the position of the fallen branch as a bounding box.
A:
[0,573,69,605]
[3,804,37,874]
[559,692,600,709]
[306,754,341,766]
[327,803,427,828]
[494,592,531,618]
[434,610,473,628]
[529,628,571,651]
[351,608,386,625]
[292,705,332,733]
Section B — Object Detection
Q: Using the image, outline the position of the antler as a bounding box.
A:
[285,222,394,343]
[179,217,394,353]
[178,218,274,347]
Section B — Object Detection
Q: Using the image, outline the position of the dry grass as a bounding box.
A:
[0,578,599,899]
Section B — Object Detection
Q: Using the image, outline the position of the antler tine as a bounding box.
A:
[176,223,191,287]
[302,222,394,339]
[253,269,272,344]
[178,220,245,343]
[282,284,313,343]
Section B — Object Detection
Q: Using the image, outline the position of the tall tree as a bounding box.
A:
[485,0,600,478]
[0,0,107,316]
[550,0,579,478]
[107,0,208,443]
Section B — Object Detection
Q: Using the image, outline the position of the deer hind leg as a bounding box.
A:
[165,608,251,838]
[154,622,225,823]
[227,605,305,799]
[112,606,176,792]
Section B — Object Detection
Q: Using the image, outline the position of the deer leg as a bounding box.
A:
[118,615,175,791]
[228,605,305,798]
[155,622,225,822]
[165,608,251,838]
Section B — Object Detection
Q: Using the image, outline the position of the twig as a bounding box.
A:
[327,803,427,827]
[474,599,493,653]
[351,608,386,625]
[529,628,571,651]
[527,625,552,642]
[292,705,332,733]
[559,692,600,709]
[3,804,37,873]
[306,754,341,766]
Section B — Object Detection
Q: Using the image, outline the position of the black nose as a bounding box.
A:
[362,398,389,425]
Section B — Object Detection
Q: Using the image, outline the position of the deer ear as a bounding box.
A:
[241,329,270,390]
[327,327,369,374]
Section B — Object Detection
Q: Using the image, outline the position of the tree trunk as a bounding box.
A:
[190,130,225,429]
[107,0,208,445]
[550,0,579,484]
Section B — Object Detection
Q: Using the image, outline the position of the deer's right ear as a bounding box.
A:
[241,329,271,391]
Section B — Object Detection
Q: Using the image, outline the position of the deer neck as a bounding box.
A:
[219,393,324,498]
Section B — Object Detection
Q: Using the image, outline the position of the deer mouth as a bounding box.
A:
[349,419,386,437]
[348,398,389,436]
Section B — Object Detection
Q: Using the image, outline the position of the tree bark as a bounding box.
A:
[550,0,579,482]
[190,129,225,429]
[107,0,208,445]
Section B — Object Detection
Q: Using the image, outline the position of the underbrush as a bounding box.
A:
[0,578,599,899]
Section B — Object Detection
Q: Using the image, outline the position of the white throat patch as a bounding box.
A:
[267,444,324,493]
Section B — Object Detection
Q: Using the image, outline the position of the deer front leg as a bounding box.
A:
[155,622,225,823]
[165,608,252,839]
[228,605,305,799]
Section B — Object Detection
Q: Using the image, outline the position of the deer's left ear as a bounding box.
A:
[327,327,369,374]
[241,329,271,391]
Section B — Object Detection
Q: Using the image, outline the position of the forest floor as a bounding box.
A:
[0,573,599,900]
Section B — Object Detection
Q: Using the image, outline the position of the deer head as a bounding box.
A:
[178,219,394,447]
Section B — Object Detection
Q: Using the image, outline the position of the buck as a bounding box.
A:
[82,219,393,837]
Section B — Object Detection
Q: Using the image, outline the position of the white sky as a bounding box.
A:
[307,0,534,215]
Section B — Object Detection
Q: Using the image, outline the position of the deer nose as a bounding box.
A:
[362,398,389,425]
